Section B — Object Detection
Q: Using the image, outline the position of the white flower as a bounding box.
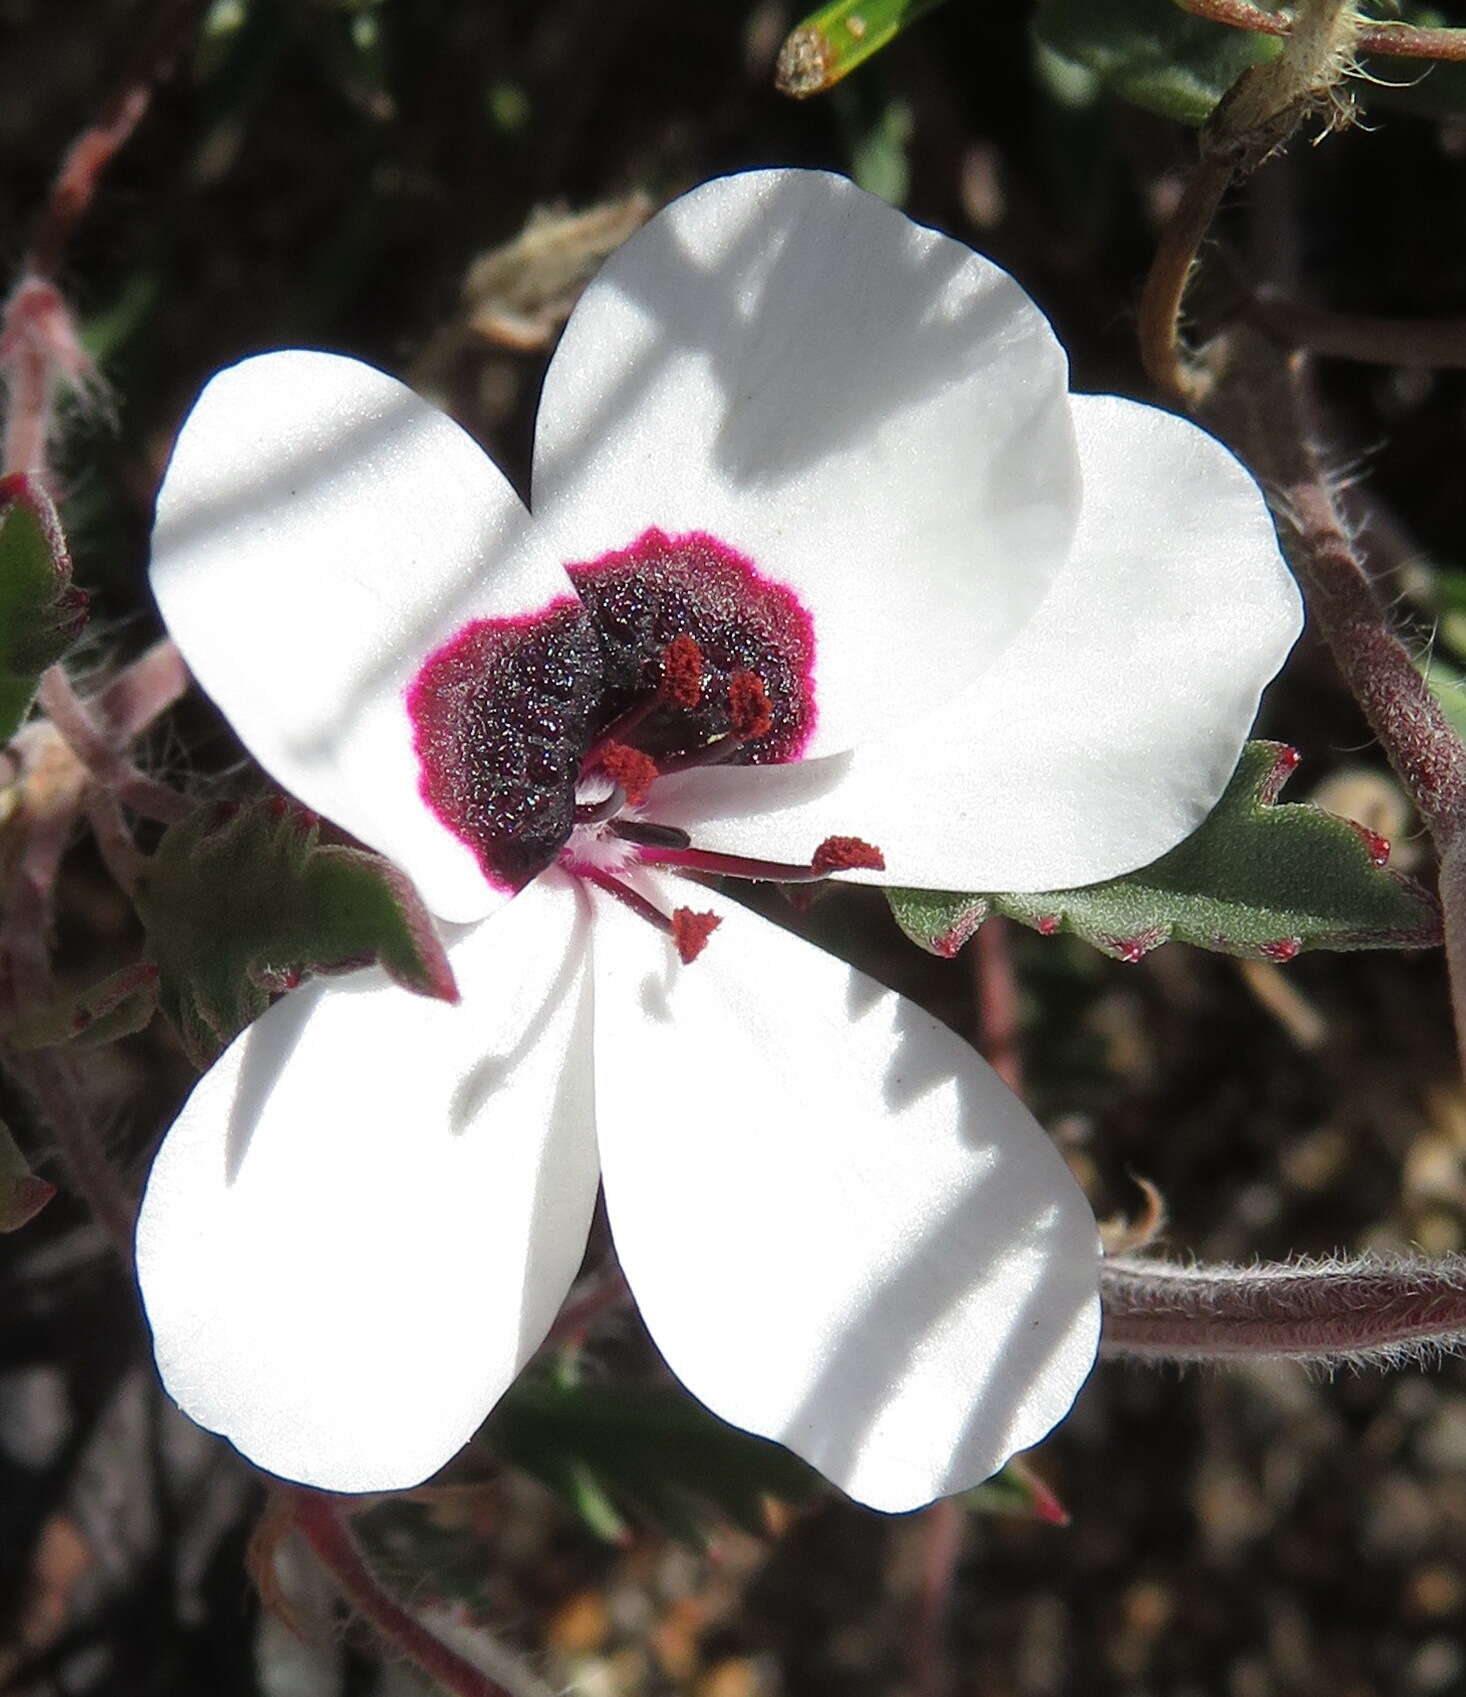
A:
[135,169,1301,1514]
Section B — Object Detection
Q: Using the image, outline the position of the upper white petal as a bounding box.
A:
[136,872,599,1493]
[649,394,1303,892]
[532,169,1081,757]
[588,879,1100,1514]
[151,350,580,923]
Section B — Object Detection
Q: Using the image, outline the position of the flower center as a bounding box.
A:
[406,527,880,959]
[406,528,817,892]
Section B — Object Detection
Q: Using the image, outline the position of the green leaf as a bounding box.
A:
[1,1120,56,1233]
[487,1373,818,1549]
[964,1455,1070,1524]
[1032,0,1278,125]
[136,795,457,1067]
[0,475,89,742]
[4,963,159,1051]
[889,743,1441,964]
[776,0,951,97]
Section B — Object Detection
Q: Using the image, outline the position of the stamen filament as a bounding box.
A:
[580,866,720,962]
[580,866,676,933]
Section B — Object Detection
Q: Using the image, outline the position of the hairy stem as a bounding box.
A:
[1101,1253,1466,1365]
[35,666,189,823]
[1139,0,1363,404]
[291,1493,526,1697]
[1176,0,1466,63]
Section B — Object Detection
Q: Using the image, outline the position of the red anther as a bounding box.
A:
[1259,937,1302,963]
[281,968,304,991]
[71,1008,93,1033]
[728,671,774,741]
[659,634,704,709]
[1035,915,1060,936]
[212,799,241,826]
[1347,821,1391,868]
[598,742,658,806]
[266,794,290,820]
[671,907,721,964]
[810,835,885,874]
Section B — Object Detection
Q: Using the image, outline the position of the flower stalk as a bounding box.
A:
[1175,0,1466,64]
[1101,1253,1466,1366]
[290,1492,523,1697]
[1139,0,1363,405]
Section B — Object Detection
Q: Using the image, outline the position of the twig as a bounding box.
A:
[1101,1252,1466,1365]
[0,642,196,1253]
[291,1493,525,1697]
[1138,0,1364,404]
[901,917,1026,1697]
[1176,0,1466,63]
[35,666,188,823]
[1249,292,1466,368]
[972,915,1023,1093]
[26,0,204,281]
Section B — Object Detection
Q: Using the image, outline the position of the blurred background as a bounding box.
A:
[2,1,1466,1692]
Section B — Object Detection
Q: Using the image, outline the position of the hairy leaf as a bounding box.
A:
[487,1372,817,1548]
[1,1119,55,1233]
[1033,0,1277,125]
[5,963,159,1051]
[137,795,457,1067]
[0,475,88,742]
[889,743,1441,964]
[965,1456,1070,1525]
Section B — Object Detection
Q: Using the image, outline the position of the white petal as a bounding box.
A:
[588,879,1100,1514]
[533,169,1080,756]
[648,395,1303,892]
[136,872,598,1493]
[152,350,582,923]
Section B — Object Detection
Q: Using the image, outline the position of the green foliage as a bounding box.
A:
[0,476,88,743]
[965,1456,1070,1523]
[777,0,951,97]
[0,1119,55,1233]
[1032,0,1278,125]
[488,1371,818,1548]
[849,94,914,204]
[136,794,457,1067]
[889,743,1441,964]
[4,964,159,1051]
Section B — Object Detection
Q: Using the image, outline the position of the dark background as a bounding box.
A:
[2,2,1465,1692]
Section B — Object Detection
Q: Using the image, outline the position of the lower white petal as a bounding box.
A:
[588,879,1100,1514]
[651,395,1302,893]
[136,872,598,1493]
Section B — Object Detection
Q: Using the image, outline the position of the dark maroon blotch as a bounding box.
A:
[570,528,815,764]
[407,601,602,890]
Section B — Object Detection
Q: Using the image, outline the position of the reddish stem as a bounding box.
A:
[1101,1253,1466,1364]
[36,666,189,823]
[973,916,1023,1094]
[291,1493,517,1697]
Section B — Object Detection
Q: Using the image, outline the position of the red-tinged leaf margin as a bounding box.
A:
[0,473,88,741]
[889,742,1442,964]
[1,1119,56,1232]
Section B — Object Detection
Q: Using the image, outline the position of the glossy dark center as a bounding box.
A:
[407,528,816,891]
